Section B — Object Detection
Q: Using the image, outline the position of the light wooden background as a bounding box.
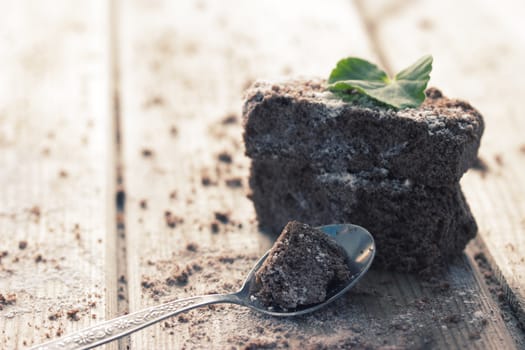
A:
[0,0,524,349]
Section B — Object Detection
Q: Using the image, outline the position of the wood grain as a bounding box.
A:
[357,0,525,330]
[0,1,117,349]
[119,0,518,348]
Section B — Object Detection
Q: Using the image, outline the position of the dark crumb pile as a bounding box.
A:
[0,293,16,310]
[253,221,351,309]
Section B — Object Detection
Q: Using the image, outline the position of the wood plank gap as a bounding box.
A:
[109,0,131,348]
[468,237,525,345]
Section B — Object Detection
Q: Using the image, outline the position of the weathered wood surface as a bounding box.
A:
[119,0,520,349]
[0,0,523,348]
[0,1,117,349]
[357,0,525,331]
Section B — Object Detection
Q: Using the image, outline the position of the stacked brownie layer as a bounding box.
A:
[243,80,484,273]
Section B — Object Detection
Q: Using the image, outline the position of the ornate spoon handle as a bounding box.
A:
[30,293,241,350]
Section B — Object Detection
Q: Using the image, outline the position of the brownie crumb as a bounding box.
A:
[139,199,148,209]
[201,176,215,186]
[186,243,199,252]
[494,154,504,166]
[243,340,279,350]
[165,211,183,228]
[166,266,190,286]
[66,308,80,321]
[0,293,16,310]
[225,178,243,188]
[221,114,239,125]
[18,241,28,250]
[218,256,236,264]
[29,206,41,218]
[519,144,525,154]
[48,312,62,321]
[35,254,46,263]
[214,212,230,224]
[58,170,68,178]
[210,221,220,233]
[178,315,190,323]
[142,148,154,157]
[144,96,165,108]
[217,152,233,163]
[0,250,7,263]
[170,126,178,137]
[169,190,178,200]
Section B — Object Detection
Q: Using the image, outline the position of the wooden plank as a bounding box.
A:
[119,0,518,348]
[356,0,525,330]
[0,1,117,349]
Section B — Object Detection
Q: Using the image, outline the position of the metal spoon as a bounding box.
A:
[31,224,375,350]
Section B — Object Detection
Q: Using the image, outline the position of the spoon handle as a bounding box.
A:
[30,293,239,350]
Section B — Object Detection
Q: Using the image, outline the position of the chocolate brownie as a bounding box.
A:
[253,221,351,309]
[243,79,483,273]
[243,80,484,187]
[249,159,477,272]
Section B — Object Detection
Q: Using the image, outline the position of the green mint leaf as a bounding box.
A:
[327,55,433,109]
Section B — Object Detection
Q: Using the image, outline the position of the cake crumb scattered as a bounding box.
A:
[0,293,16,310]
[142,148,154,157]
[221,114,238,125]
[66,308,80,321]
[494,154,504,166]
[35,254,46,263]
[48,312,62,321]
[18,241,28,250]
[225,178,243,188]
[217,152,233,163]
[214,212,230,224]
[29,206,41,218]
[186,243,199,252]
[210,221,220,234]
[165,210,183,228]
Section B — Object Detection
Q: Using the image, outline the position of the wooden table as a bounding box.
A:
[1,0,524,348]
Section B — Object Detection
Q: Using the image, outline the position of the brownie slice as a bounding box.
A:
[249,160,477,273]
[253,221,351,309]
[243,80,484,187]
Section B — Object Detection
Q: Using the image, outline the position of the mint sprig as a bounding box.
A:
[327,55,433,110]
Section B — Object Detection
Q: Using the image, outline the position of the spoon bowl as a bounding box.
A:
[31,224,375,350]
[238,223,376,316]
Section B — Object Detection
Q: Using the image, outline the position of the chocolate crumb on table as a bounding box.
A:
[66,308,80,321]
[221,114,239,125]
[141,148,154,157]
[252,221,351,309]
[217,151,233,163]
[164,210,183,228]
[214,212,230,224]
[0,293,16,310]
